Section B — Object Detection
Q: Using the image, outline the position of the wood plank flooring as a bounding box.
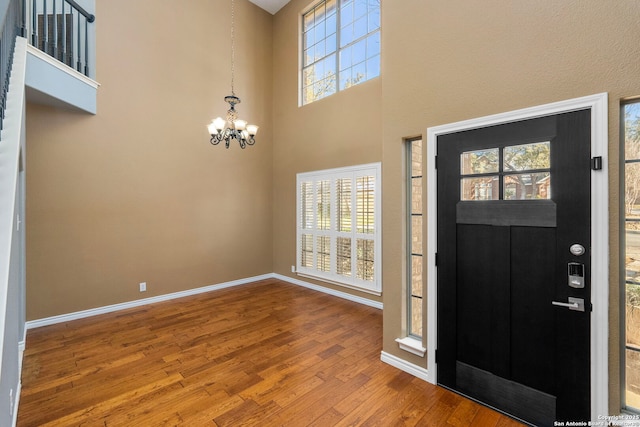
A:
[17,279,524,426]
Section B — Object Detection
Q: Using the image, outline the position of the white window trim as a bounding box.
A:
[296,162,382,295]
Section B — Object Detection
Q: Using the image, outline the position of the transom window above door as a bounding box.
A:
[460,141,551,201]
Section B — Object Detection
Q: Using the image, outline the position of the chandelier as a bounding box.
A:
[207,0,258,149]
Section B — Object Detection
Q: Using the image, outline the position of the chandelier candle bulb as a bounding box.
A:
[213,117,226,131]
[234,119,247,130]
[246,124,258,136]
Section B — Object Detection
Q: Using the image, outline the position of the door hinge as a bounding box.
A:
[591,156,603,171]
[435,155,438,169]
[435,253,438,266]
[435,349,439,364]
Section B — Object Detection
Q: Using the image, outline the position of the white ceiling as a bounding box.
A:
[248,0,291,14]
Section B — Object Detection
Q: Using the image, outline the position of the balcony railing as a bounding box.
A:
[28,0,94,76]
[0,0,26,133]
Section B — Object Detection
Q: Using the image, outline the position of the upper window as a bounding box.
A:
[301,0,381,105]
[296,163,381,294]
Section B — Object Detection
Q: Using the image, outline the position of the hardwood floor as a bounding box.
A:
[17,279,524,426]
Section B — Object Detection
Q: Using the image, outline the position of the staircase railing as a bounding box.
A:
[28,0,94,76]
[0,0,25,133]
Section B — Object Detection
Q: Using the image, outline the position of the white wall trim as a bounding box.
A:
[425,93,609,420]
[26,274,273,329]
[395,336,426,357]
[273,273,383,310]
[11,382,21,427]
[26,272,383,329]
[380,351,430,382]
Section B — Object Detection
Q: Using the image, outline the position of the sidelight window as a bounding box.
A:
[460,142,551,201]
[395,138,426,357]
[406,138,424,339]
[623,100,640,413]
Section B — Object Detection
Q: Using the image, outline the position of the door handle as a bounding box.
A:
[551,297,585,312]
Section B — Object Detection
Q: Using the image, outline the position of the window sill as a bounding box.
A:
[295,271,381,296]
[396,336,426,357]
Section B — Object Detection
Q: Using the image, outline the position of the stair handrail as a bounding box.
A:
[64,0,94,23]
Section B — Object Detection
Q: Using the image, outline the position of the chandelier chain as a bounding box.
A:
[230,0,235,96]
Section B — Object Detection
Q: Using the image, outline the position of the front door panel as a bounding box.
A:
[436,110,591,425]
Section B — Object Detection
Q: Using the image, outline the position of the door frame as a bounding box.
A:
[425,93,609,420]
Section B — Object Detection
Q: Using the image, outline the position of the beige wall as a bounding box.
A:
[24,0,640,414]
[25,0,274,319]
[270,0,383,303]
[381,0,640,412]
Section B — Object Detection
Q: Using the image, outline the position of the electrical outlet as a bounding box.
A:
[9,388,13,416]
[291,265,296,273]
[139,282,147,292]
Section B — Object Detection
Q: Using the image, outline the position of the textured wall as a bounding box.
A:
[23,0,640,414]
[381,0,640,412]
[26,0,274,319]
[270,0,383,302]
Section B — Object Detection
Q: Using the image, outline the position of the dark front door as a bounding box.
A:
[436,110,591,425]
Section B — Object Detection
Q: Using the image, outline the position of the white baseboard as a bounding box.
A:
[25,272,383,330]
[380,350,432,383]
[18,327,25,352]
[272,273,383,310]
[11,382,21,427]
[13,330,25,427]
[26,273,274,329]
[18,326,25,371]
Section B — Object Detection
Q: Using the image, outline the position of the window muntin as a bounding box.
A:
[504,142,551,171]
[461,176,498,201]
[301,0,381,105]
[406,138,423,339]
[460,142,551,201]
[504,172,550,200]
[623,100,640,412]
[460,149,499,175]
[296,163,381,294]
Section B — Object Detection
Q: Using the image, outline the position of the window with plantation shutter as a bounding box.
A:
[296,163,381,294]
